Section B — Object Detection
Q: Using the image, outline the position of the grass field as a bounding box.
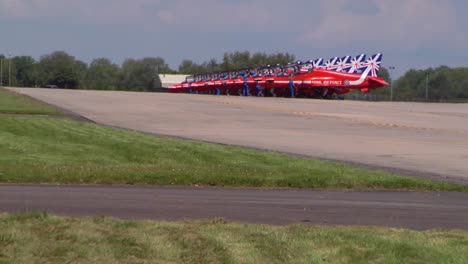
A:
[1,213,467,264]
[0,114,467,191]
[0,88,61,115]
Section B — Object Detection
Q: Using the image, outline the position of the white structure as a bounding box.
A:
[159,74,189,88]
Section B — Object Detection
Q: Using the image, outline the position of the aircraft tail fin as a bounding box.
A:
[348,54,383,86]
[348,54,366,74]
[361,53,383,77]
[313,58,324,68]
[302,58,324,71]
[325,57,339,70]
[337,56,352,72]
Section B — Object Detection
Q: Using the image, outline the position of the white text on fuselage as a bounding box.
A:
[311,80,344,86]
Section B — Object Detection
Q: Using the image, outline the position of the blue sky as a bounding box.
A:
[1,0,467,77]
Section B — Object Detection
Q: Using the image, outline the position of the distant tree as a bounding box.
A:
[388,66,468,102]
[207,58,219,72]
[0,55,4,86]
[178,60,210,74]
[142,57,173,74]
[458,79,468,98]
[250,52,269,67]
[0,64,4,86]
[118,58,162,91]
[85,58,120,90]
[393,69,425,101]
[0,55,19,86]
[38,51,87,89]
[222,51,296,69]
[220,53,231,71]
[226,51,251,69]
[428,70,451,101]
[267,52,296,66]
[12,56,39,87]
[178,60,196,74]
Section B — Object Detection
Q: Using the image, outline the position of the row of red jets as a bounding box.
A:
[169,54,388,98]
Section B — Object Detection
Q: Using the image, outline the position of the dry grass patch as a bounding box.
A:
[1,213,468,264]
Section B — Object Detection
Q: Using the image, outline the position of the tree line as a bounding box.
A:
[178,51,296,74]
[0,51,294,92]
[1,51,467,101]
[355,66,468,102]
[0,52,171,91]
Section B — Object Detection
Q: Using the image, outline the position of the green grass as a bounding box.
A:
[0,115,467,191]
[1,213,468,264]
[0,88,61,115]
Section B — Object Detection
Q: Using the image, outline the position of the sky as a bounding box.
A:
[1,0,467,77]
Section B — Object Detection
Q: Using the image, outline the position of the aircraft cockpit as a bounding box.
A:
[186,76,195,83]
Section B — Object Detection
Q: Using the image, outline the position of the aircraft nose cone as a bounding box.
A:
[380,79,389,86]
[369,77,389,88]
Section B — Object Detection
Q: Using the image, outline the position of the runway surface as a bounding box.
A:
[1,185,468,230]
[11,88,468,182]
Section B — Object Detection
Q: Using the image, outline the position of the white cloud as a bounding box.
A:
[156,0,299,32]
[0,0,43,18]
[1,0,466,56]
[0,0,286,29]
[0,0,161,24]
[300,0,467,52]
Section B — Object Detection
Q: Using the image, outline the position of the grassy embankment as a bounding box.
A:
[0,88,467,191]
[0,88,61,115]
[1,213,468,264]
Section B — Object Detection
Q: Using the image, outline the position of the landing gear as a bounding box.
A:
[269,88,276,97]
[316,87,340,100]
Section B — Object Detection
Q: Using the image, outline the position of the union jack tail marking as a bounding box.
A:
[313,58,324,68]
[336,56,352,72]
[325,57,339,70]
[362,53,383,77]
[348,54,367,74]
